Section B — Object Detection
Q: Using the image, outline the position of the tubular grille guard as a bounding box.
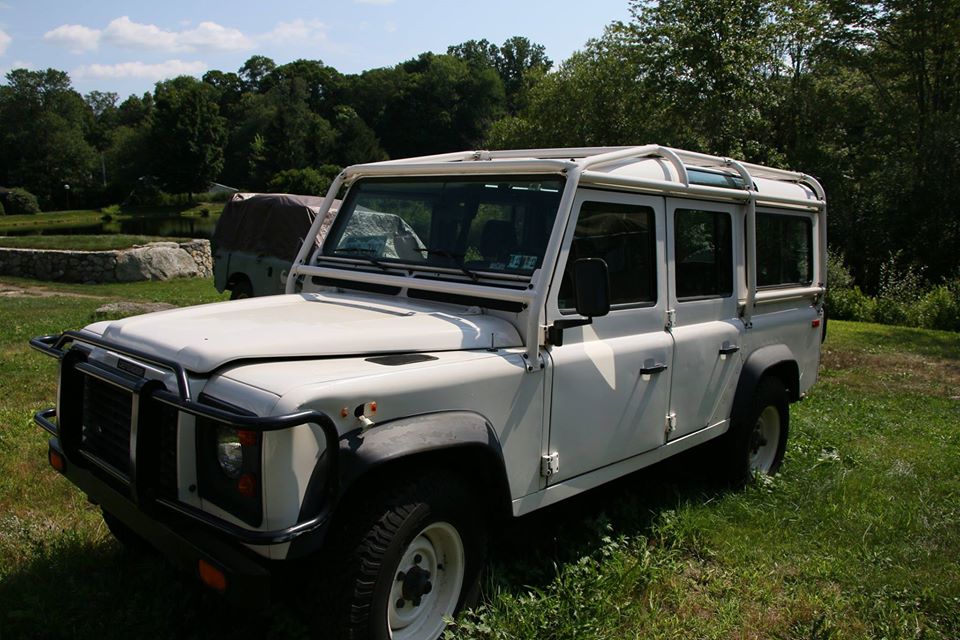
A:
[30,332,342,545]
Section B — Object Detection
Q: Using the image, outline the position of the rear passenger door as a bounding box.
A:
[666,200,744,441]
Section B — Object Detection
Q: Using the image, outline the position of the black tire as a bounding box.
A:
[718,377,790,483]
[102,509,150,554]
[229,278,254,300]
[315,471,486,640]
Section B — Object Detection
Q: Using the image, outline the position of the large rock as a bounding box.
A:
[114,242,200,282]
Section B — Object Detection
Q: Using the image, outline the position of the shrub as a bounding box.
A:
[829,286,877,322]
[0,187,41,214]
[266,166,341,196]
[0,199,5,216]
[916,283,960,332]
[100,204,122,216]
[875,254,926,327]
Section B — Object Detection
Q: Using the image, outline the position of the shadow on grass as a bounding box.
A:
[485,444,729,594]
[0,446,730,640]
[0,535,306,640]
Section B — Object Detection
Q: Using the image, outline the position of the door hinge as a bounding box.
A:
[665,412,677,435]
[540,452,560,477]
[666,309,676,330]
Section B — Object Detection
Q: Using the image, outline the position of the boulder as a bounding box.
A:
[115,242,200,282]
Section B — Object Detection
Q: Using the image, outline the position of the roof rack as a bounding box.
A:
[349,145,825,209]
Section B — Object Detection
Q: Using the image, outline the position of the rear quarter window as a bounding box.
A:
[756,213,813,287]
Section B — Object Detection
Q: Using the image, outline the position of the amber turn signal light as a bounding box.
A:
[237,429,258,447]
[48,449,65,472]
[237,473,257,497]
[198,559,227,593]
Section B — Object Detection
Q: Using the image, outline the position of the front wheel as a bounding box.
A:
[318,472,486,640]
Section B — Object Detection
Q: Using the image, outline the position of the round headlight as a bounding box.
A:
[216,428,243,479]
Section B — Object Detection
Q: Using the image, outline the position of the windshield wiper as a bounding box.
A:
[330,248,391,273]
[418,248,479,282]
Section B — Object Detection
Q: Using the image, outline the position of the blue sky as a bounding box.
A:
[0,0,633,98]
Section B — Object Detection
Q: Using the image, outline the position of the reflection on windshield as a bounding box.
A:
[323,176,565,278]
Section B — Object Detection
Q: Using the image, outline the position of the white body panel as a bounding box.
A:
[82,292,521,373]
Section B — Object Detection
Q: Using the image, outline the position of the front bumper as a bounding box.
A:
[30,332,342,605]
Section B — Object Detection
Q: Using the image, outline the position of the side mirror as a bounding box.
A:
[547,258,610,347]
[573,258,610,318]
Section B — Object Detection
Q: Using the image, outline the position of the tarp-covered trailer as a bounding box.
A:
[212,192,339,298]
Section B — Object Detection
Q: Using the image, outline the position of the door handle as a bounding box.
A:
[719,345,740,356]
[640,363,668,375]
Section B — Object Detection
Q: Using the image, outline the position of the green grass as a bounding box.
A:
[0,202,223,234]
[0,235,192,251]
[0,282,957,640]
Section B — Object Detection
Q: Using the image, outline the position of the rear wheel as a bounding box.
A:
[719,377,790,482]
[229,277,253,300]
[316,472,486,640]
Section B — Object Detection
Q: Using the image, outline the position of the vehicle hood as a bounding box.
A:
[82,292,521,373]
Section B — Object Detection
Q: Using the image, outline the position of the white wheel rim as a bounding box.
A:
[387,521,465,640]
[749,406,781,473]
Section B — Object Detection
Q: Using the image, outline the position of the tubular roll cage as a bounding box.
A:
[29,332,341,545]
[287,145,828,365]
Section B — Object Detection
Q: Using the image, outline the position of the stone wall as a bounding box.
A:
[0,239,213,284]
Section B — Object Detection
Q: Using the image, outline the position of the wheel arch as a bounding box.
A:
[290,411,511,559]
[731,344,800,424]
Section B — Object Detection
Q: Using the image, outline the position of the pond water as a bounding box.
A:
[6,215,219,238]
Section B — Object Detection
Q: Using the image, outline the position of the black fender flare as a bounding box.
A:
[730,344,800,425]
[290,411,509,557]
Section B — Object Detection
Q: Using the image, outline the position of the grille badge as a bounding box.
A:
[117,359,146,378]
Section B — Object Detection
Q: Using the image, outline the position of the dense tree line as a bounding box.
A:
[1,1,958,291]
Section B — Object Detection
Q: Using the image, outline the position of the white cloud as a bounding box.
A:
[384,21,397,33]
[354,0,395,4]
[0,27,10,56]
[103,16,180,51]
[261,19,328,43]
[43,24,101,53]
[178,21,253,51]
[99,16,251,53]
[73,59,207,80]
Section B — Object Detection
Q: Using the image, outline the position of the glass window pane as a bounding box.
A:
[756,213,813,287]
[674,209,733,299]
[558,201,657,309]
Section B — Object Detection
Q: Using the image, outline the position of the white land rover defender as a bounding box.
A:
[31,146,826,640]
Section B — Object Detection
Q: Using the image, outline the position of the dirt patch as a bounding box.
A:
[821,347,960,399]
[0,283,104,299]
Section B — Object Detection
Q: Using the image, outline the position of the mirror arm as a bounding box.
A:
[546,317,593,347]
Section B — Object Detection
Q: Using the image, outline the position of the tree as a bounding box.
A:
[378,53,505,158]
[0,68,98,208]
[150,76,227,196]
[238,55,277,93]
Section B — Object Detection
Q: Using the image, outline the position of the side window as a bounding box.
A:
[674,208,732,299]
[756,213,813,287]
[558,201,657,310]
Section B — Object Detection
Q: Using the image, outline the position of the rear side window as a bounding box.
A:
[756,213,813,287]
[674,209,732,299]
[558,201,657,310]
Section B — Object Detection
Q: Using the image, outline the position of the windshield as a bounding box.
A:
[322,176,565,278]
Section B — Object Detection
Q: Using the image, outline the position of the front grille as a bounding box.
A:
[155,403,180,498]
[81,376,133,475]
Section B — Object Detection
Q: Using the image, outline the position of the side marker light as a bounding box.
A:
[198,559,227,593]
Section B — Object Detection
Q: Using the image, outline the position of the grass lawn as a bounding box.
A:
[0,202,223,234]
[0,279,957,639]
[0,235,191,251]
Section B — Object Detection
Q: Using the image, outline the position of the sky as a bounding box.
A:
[0,0,633,98]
